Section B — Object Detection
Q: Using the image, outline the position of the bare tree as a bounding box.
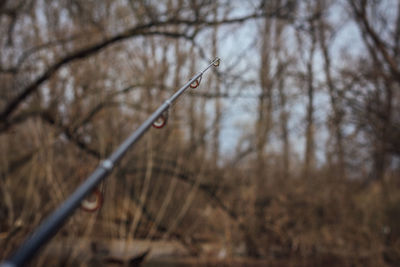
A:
[302,17,317,179]
[347,0,400,180]
[317,1,346,177]
[211,4,222,164]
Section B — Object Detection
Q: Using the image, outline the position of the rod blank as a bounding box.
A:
[0,57,220,267]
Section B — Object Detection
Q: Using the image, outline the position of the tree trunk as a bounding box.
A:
[212,6,221,165]
[318,12,346,178]
[303,22,317,179]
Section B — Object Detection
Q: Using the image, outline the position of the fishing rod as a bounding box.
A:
[0,57,220,267]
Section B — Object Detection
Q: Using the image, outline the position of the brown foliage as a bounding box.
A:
[1,1,399,266]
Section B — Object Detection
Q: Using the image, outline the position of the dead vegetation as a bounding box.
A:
[1,0,400,266]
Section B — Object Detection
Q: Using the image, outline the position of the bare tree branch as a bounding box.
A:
[349,0,400,83]
[0,10,281,126]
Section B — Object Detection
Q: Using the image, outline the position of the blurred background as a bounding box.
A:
[1,0,400,266]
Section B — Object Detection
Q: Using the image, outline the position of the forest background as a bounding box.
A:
[1,0,400,266]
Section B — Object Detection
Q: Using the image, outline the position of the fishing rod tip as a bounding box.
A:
[213,57,220,67]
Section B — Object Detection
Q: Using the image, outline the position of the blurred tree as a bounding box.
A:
[317,0,346,178]
[347,0,400,180]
